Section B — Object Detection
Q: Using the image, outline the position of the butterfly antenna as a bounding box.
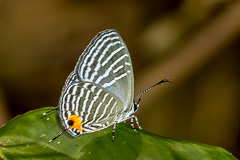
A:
[134,78,172,102]
[48,129,68,143]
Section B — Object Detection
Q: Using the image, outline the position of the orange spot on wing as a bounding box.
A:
[67,115,84,132]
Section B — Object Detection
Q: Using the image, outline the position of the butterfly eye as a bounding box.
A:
[134,103,138,112]
[68,120,74,126]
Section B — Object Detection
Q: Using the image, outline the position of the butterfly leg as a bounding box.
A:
[130,115,137,133]
[133,115,142,130]
[112,122,117,142]
[130,115,142,134]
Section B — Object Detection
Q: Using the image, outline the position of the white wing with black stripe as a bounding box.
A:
[59,29,134,137]
[75,29,133,107]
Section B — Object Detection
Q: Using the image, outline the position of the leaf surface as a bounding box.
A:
[0,107,237,160]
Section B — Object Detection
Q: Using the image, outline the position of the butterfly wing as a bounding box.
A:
[59,82,122,137]
[59,29,134,137]
[74,29,134,110]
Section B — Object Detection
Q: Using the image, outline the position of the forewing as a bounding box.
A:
[59,82,122,137]
[60,71,79,95]
[74,29,134,110]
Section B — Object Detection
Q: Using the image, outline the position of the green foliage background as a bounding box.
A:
[0,108,237,160]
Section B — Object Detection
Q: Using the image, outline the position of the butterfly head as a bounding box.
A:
[133,98,141,114]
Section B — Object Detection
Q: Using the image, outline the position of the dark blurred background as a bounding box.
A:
[0,0,239,158]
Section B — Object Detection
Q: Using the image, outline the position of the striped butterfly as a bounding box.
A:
[46,29,170,142]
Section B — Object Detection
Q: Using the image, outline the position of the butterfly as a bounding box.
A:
[45,29,170,142]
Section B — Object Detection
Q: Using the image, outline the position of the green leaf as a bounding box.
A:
[0,107,237,160]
